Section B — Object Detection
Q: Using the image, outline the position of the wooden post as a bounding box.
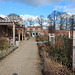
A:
[24,28,25,40]
[18,27,20,41]
[13,22,15,45]
[6,26,8,37]
[22,25,23,41]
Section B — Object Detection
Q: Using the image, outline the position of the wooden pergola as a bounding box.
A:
[0,20,25,45]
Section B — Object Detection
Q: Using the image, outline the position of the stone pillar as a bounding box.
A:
[49,33,55,48]
[53,33,55,45]
[73,31,75,69]
[22,26,23,41]
[49,33,51,41]
[18,27,20,41]
[69,31,71,38]
[13,22,15,45]
[6,26,8,37]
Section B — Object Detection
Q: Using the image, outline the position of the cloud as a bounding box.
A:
[0,0,75,7]
[64,8,75,15]
[0,14,41,22]
[0,14,6,18]
[0,0,63,6]
[43,22,50,26]
[20,15,39,21]
[34,24,40,26]
[54,5,75,15]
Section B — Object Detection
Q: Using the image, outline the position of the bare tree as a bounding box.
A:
[69,15,75,31]
[48,15,54,33]
[6,13,23,22]
[37,16,45,29]
[48,10,62,32]
[48,10,66,32]
[62,14,70,30]
[27,18,33,27]
[59,12,67,30]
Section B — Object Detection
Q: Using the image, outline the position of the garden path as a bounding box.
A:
[0,38,42,75]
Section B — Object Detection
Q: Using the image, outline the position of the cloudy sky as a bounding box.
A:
[0,0,75,21]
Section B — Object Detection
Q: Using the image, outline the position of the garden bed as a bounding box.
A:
[36,35,48,42]
[36,35,74,75]
[38,43,73,75]
[0,45,18,61]
[0,38,18,61]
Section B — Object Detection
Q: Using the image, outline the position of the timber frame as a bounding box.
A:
[0,21,25,45]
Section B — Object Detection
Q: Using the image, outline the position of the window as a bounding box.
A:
[33,28,35,31]
[27,28,30,31]
[38,28,41,31]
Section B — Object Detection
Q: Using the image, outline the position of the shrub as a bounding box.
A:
[10,45,18,50]
[46,49,50,53]
[55,36,64,50]
[50,36,72,68]
[0,38,9,50]
[36,35,48,42]
[36,35,40,38]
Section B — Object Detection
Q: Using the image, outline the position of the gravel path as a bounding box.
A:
[0,38,42,75]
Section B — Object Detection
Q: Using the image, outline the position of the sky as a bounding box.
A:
[0,0,75,21]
